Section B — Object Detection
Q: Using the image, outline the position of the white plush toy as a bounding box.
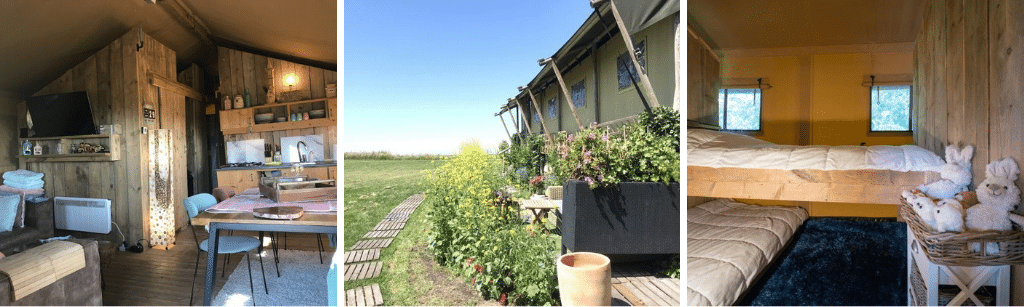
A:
[917,145,974,199]
[965,157,1021,254]
[903,190,938,232]
[933,198,965,233]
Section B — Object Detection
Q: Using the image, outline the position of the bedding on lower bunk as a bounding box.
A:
[687,199,809,306]
[687,128,944,172]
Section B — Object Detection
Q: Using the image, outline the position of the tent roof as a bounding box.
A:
[504,0,679,111]
[0,0,336,97]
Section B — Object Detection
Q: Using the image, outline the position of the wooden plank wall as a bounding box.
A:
[0,93,21,173]
[914,0,1024,303]
[23,28,187,245]
[177,64,211,196]
[216,47,337,160]
[686,26,720,129]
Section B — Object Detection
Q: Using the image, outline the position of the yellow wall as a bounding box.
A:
[721,44,915,217]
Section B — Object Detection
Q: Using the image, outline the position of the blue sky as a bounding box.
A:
[343,1,595,155]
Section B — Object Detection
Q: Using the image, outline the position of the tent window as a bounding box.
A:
[617,40,646,90]
[870,85,912,132]
[530,99,540,123]
[547,96,558,119]
[571,80,586,108]
[718,88,761,131]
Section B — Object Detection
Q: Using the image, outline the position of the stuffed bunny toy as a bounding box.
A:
[933,198,965,233]
[966,157,1021,254]
[918,145,974,199]
[903,190,938,232]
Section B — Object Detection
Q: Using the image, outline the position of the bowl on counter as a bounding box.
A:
[276,117,288,122]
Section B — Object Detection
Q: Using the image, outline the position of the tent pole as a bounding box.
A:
[512,98,534,134]
[606,0,662,108]
[521,87,553,144]
[498,112,514,142]
[541,58,586,131]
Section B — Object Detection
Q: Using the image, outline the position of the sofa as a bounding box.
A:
[0,239,101,305]
[0,196,53,255]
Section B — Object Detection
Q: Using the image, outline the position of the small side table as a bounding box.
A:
[521,199,557,229]
[907,226,1010,306]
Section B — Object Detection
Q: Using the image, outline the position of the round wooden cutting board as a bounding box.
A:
[253,206,304,220]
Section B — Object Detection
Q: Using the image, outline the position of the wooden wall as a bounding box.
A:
[20,28,187,245]
[914,0,1024,303]
[686,26,721,129]
[0,92,21,173]
[217,47,337,160]
[178,64,211,195]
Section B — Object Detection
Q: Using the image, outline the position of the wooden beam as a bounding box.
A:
[498,112,513,142]
[159,0,214,46]
[512,98,533,134]
[522,87,553,143]
[541,58,585,131]
[148,72,204,101]
[608,0,661,108]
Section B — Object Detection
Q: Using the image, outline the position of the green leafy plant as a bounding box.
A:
[500,133,547,187]
[425,142,560,306]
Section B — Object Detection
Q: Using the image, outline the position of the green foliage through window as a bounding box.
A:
[718,88,761,131]
[871,85,912,132]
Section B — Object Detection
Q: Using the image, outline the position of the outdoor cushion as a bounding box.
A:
[199,236,261,254]
[0,195,20,232]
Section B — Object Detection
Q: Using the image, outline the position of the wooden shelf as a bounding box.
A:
[221,98,335,135]
[19,134,121,162]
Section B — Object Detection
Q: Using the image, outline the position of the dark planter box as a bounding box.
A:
[561,180,680,257]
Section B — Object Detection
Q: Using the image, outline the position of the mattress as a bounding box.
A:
[687,199,809,306]
[687,129,945,172]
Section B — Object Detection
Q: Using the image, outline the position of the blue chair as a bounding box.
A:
[184,193,267,306]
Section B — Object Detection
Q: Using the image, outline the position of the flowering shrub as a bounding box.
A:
[547,107,680,187]
[425,142,560,306]
[499,133,547,186]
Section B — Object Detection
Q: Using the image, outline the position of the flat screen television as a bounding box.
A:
[26,91,98,137]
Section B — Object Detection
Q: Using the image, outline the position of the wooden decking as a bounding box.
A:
[345,284,383,307]
[610,262,681,306]
[100,228,332,306]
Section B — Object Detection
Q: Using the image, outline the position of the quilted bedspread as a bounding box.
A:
[687,199,808,306]
[687,129,945,172]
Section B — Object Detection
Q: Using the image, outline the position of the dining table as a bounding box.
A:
[190,188,337,306]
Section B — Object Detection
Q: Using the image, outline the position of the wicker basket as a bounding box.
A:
[900,199,1024,266]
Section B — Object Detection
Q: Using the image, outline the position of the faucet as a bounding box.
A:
[297,141,308,163]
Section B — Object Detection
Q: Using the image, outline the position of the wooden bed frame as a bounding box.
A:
[687,166,942,205]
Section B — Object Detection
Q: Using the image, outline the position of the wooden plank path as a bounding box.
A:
[345,261,384,281]
[344,249,381,264]
[608,262,680,306]
[373,221,405,231]
[345,284,383,306]
[351,238,393,250]
[363,230,400,238]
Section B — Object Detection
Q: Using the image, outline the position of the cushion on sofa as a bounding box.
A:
[0,195,19,232]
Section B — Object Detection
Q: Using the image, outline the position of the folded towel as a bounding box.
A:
[2,170,43,182]
[0,185,43,197]
[3,180,43,190]
[2,177,43,187]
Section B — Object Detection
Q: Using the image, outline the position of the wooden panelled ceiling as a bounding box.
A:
[0,0,336,97]
[688,0,926,50]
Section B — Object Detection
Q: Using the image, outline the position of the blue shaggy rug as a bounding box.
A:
[740,218,906,306]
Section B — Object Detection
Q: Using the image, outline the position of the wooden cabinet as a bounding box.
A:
[219,108,253,134]
[301,167,331,180]
[216,169,260,190]
[247,98,335,133]
[328,166,336,179]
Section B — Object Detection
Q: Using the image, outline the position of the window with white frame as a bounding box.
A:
[571,80,586,108]
[870,85,912,132]
[718,88,762,131]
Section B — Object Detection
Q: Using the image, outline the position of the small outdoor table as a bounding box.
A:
[521,199,557,228]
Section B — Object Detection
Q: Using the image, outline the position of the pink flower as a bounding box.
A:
[588,133,596,140]
[602,134,609,142]
[584,177,594,185]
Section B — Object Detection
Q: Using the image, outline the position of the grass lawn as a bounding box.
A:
[344,159,495,305]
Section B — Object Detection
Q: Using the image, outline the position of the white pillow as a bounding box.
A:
[0,194,20,232]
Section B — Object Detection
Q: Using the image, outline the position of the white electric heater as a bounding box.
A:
[53,197,112,233]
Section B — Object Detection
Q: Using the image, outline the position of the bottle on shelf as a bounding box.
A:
[22,140,31,155]
[33,142,42,155]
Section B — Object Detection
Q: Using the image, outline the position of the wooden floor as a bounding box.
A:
[610,262,681,306]
[100,228,335,306]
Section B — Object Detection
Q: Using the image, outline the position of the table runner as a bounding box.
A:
[206,188,337,213]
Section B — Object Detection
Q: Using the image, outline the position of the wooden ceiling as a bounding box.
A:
[0,0,336,97]
[688,0,926,50]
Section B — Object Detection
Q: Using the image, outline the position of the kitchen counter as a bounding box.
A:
[217,162,337,171]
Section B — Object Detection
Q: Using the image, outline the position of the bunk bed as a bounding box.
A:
[686,128,947,306]
[687,128,945,204]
